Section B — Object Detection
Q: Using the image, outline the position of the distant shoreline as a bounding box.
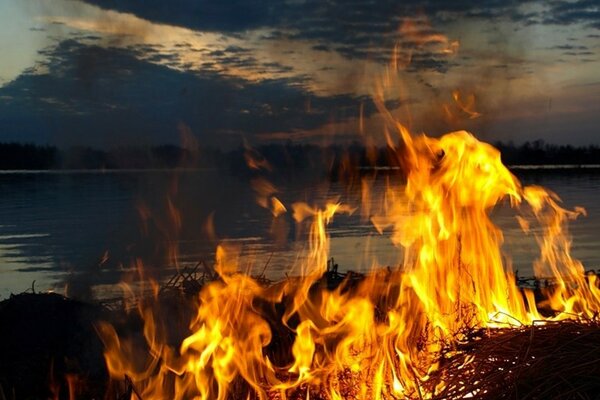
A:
[1,141,599,173]
[508,164,600,170]
[1,164,600,173]
[0,167,217,174]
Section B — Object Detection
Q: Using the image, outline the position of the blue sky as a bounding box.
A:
[0,0,598,147]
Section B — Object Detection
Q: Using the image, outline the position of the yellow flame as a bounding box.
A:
[98,25,600,400]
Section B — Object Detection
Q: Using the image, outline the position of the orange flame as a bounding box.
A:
[98,25,600,400]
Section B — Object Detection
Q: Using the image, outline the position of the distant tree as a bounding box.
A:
[0,143,58,169]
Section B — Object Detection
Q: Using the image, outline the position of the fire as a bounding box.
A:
[97,28,600,400]
[372,131,531,332]
[99,126,600,398]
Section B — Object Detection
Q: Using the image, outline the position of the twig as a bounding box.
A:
[259,252,274,278]
[125,375,144,400]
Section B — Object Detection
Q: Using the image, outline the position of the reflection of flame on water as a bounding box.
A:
[97,26,599,400]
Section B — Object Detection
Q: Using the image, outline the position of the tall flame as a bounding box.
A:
[99,27,599,400]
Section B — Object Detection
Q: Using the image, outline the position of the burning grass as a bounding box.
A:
[12,130,594,399]
[154,263,600,400]
[113,269,600,400]
[2,265,600,399]
[2,66,598,399]
[4,19,599,399]
[429,320,600,400]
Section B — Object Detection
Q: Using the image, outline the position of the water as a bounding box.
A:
[0,168,599,300]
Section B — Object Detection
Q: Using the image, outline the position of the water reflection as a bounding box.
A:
[0,169,598,299]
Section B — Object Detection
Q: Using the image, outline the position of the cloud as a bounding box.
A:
[75,0,600,40]
[79,0,280,33]
[542,0,600,29]
[563,51,595,56]
[0,40,378,147]
[50,0,599,100]
[3,0,598,149]
[40,9,385,97]
[68,0,600,97]
[549,44,589,50]
[73,0,468,67]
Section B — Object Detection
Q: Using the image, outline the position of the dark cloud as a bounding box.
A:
[563,51,595,56]
[80,0,282,32]
[550,44,589,50]
[543,0,600,29]
[77,0,599,43]
[0,40,380,147]
[261,62,294,74]
[207,47,261,70]
[312,44,331,52]
[75,0,527,67]
[70,0,600,84]
[224,45,252,54]
[2,1,597,149]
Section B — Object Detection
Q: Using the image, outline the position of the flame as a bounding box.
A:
[100,129,600,398]
[443,90,482,122]
[97,26,600,400]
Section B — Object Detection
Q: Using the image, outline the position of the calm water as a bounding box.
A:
[0,168,599,300]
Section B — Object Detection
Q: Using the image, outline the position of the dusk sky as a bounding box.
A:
[0,0,598,148]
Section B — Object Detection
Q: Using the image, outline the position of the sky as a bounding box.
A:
[0,0,598,148]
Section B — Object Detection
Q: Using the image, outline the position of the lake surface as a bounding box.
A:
[1,168,599,300]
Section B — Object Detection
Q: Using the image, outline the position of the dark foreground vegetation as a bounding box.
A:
[0,140,599,172]
[2,264,600,399]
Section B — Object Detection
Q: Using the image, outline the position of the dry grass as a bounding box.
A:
[427,320,600,399]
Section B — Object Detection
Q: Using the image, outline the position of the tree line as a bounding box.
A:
[494,140,600,166]
[0,143,222,170]
[0,140,598,171]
